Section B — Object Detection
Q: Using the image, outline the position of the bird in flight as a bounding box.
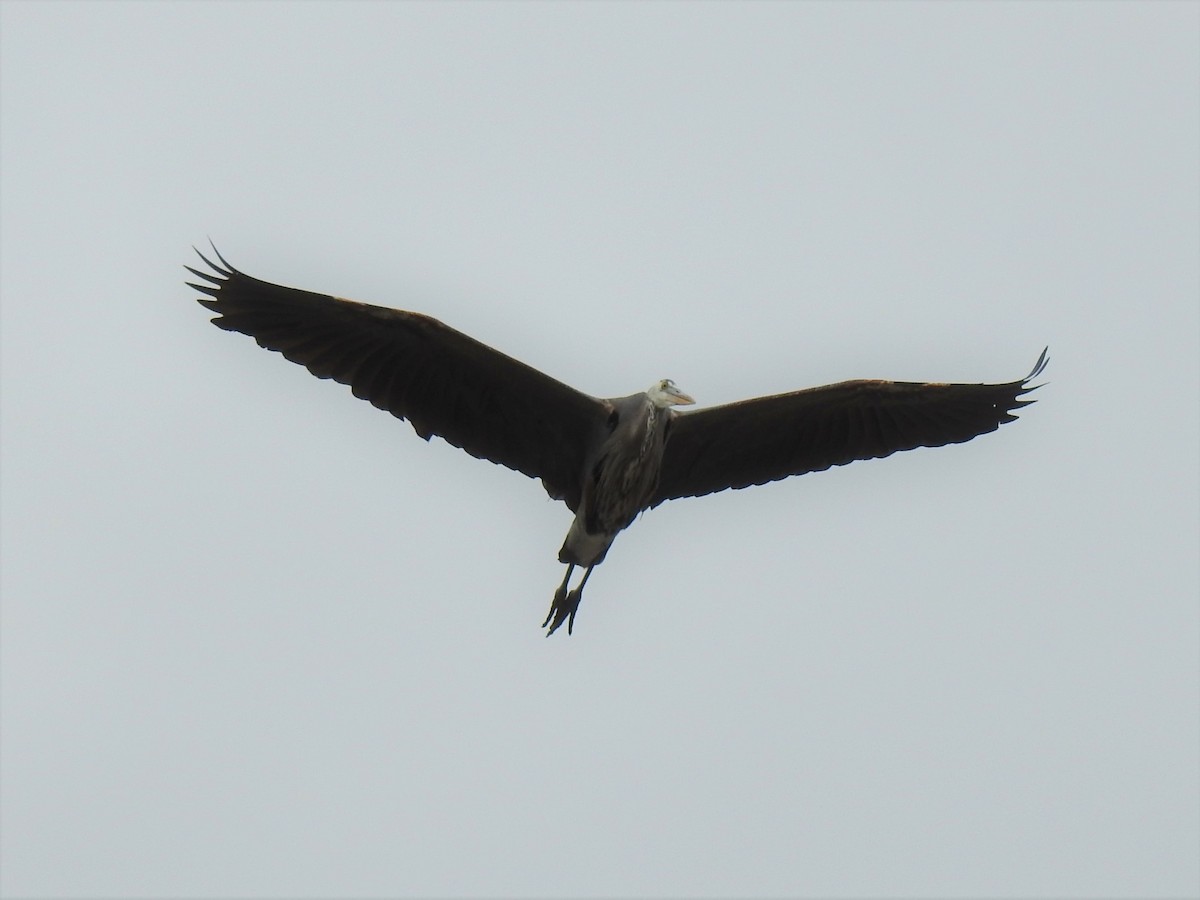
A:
[188,247,1047,635]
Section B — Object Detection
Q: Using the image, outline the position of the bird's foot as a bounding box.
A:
[542,586,582,637]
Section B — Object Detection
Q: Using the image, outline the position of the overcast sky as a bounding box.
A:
[2,2,1197,898]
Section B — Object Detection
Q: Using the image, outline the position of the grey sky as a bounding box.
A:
[2,2,1197,897]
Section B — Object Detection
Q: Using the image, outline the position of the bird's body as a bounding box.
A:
[567,387,687,563]
[187,247,1047,635]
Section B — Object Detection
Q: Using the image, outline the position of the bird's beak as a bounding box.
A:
[670,390,695,406]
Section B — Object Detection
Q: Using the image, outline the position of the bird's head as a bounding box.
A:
[647,378,695,409]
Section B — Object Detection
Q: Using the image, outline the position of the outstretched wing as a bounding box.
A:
[187,247,609,511]
[652,349,1048,506]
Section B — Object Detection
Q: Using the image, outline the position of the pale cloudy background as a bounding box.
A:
[2,2,1197,897]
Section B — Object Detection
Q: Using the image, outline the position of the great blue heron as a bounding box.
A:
[187,247,1047,635]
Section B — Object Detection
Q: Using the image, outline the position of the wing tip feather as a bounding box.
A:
[1024,346,1050,383]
